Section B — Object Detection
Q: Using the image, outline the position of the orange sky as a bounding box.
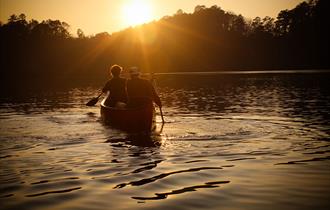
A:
[0,0,304,35]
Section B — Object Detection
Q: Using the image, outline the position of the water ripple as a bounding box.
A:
[25,187,82,197]
[30,177,79,185]
[114,167,223,189]
[132,181,230,200]
[131,160,163,174]
[1,74,330,210]
[275,156,330,165]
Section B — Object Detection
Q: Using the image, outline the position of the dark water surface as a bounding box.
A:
[1,72,330,210]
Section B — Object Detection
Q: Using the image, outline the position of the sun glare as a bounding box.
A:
[121,0,154,27]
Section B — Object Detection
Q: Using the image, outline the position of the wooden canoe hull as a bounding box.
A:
[100,100,156,132]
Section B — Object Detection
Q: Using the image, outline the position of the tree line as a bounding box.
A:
[0,0,329,89]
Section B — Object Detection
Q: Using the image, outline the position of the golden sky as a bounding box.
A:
[0,0,304,35]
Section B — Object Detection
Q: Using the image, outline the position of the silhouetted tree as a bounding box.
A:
[77,28,85,38]
[0,0,329,91]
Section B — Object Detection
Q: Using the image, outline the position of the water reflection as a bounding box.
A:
[0,87,102,115]
[105,131,164,147]
[157,73,330,129]
[1,72,330,210]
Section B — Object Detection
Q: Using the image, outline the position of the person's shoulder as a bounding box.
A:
[138,78,150,83]
[137,78,151,85]
[128,77,145,81]
[119,77,127,82]
[104,79,112,85]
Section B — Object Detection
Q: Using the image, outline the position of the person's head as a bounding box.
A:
[129,66,140,78]
[110,64,122,77]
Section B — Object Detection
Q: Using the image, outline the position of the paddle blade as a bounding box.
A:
[86,97,99,106]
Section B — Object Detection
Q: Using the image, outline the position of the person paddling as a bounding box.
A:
[126,67,162,108]
[102,65,128,107]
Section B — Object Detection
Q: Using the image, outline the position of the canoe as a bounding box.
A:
[100,98,156,132]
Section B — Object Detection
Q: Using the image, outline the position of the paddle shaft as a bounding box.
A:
[86,92,103,106]
[159,106,165,123]
[150,73,165,123]
[96,92,103,99]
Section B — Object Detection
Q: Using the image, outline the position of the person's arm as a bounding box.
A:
[102,81,110,93]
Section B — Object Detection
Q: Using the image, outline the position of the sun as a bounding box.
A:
[121,0,154,27]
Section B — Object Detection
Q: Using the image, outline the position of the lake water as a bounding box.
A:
[1,72,330,210]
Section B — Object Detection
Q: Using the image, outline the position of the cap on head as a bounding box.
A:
[129,66,140,76]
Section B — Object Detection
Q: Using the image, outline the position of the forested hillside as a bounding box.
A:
[1,0,329,88]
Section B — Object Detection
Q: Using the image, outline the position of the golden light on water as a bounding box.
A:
[121,0,154,27]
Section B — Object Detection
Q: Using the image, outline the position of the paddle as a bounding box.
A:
[86,92,103,106]
[150,72,165,124]
[159,106,165,123]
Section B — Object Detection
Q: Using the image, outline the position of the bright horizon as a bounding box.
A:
[0,0,305,36]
